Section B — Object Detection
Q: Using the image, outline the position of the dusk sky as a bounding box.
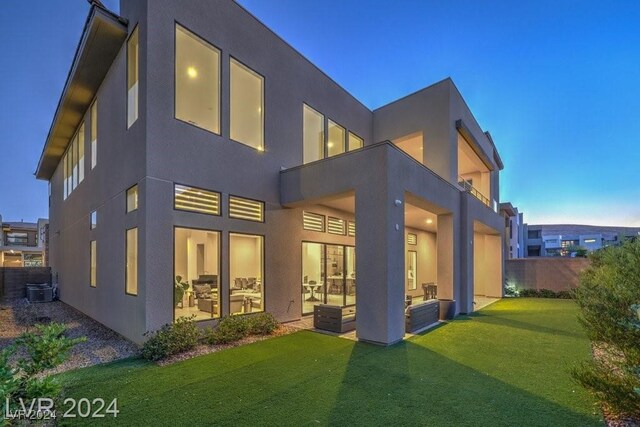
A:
[1,1,638,226]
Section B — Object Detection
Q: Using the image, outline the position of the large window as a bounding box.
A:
[90,240,97,287]
[229,233,263,315]
[230,58,264,150]
[127,27,139,128]
[126,228,138,295]
[303,104,324,164]
[302,243,355,315]
[174,228,220,321]
[91,100,97,169]
[327,120,345,157]
[62,123,85,199]
[175,24,220,134]
[78,123,85,183]
[6,233,28,245]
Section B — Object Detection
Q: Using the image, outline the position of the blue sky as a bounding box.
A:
[1,1,638,225]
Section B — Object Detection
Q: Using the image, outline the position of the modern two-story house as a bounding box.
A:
[0,216,48,267]
[36,0,504,345]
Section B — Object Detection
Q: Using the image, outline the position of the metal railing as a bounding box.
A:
[458,177,496,212]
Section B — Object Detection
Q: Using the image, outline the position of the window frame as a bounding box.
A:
[326,118,346,158]
[302,103,325,164]
[90,240,97,288]
[174,22,222,136]
[126,25,139,129]
[228,194,265,223]
[173,226,222,322]
[173,182,221,216]
[228,231,265,316]
[125,227,139,296]
[327,216,346,236]
[348,131,364,151]
[126,184,139,213]
[229,56,265,151]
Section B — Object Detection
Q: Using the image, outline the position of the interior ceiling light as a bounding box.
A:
[187,67,198,78]
[426,219,433,224]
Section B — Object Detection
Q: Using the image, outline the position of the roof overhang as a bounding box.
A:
[499,202,517,216]
[35,4,128,180]
[455,120,497,172]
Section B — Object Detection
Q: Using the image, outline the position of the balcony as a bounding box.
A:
[458,177,497,212]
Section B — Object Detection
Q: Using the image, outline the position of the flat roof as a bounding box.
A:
[35,3,128,180]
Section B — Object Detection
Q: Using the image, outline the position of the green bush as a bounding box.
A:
[246,312,279,335]
[142,315,199,361]
[203,313,280,345]
[203,315,249,345]
[571,240,640,418]
[518,288,573,299]
[1,323,85,418]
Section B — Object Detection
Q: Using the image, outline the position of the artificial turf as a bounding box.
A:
[58,298,602,426]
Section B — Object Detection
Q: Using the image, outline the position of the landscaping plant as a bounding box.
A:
[571,239,640,418]
[0,322,85,420]
[142,315,199,361]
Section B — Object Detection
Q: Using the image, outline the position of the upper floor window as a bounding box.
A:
[127,185,139,212]
[6,233,28,246]
[78,123,85,184]
[91,100,97,169]
[327,120,345,157]
[175,24,220,134]
[90,210,97,230]
[348,132,363,151]
[230,58,264,151]
[174,184,220,216]
[303,104,324,164]
[63,122,85,199]
[229,195,264,222]
[127,27,139,128]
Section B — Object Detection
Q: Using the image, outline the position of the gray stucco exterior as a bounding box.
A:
[38,0,505,345]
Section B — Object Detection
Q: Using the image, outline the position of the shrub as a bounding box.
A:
[504,281,519,297]
[203,316,249,345]
[246,312,279,335]
[571,240,640,418]
[142,315,199,361]
[518,288,573,299]
[1,323,85,417]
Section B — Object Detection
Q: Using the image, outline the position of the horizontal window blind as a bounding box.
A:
[229,196,264,222]
[303,212,325,232]
[174,184,220,215]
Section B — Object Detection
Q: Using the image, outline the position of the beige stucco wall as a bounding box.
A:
[505,258,590,292]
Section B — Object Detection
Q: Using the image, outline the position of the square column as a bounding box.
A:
[354,184,405,345]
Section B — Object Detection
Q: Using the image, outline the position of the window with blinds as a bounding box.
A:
[174,184,220,215]
[303,212,325,232]
[407,233,417,245]
[348,221,355,237]
[229,196,264,222]
[327,217,346,235]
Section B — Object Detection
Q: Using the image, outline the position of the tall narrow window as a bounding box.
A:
[348,132,363,151]
[78,122,85,184]
[71,134,78,191]
[126,228,138,295]
[91,100,97,169]
[90,211,97,230]
[63,152,68,200]
[230,58,264,150]
[175,228,221,320]
[229,233,264,315]
[127,185,139,212]
[90,240,97,287]
[127,27,139,128]
[327,120,345,157]
[303,105,324,164]
[175,24,220,133]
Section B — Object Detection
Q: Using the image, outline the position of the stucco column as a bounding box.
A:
[437,213,454,300]
[354,183,405,345]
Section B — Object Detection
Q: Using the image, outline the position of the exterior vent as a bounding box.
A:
[303,212,325,232]
[229,196,264,222]
[27,284,54,303]
[328,217,346,235]
[407,233,417,245]
[348,221,355,237]
[174,184,220,215]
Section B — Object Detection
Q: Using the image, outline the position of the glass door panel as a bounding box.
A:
[302,242,325,314]
[345,246,356,306]
[326,245,344,306]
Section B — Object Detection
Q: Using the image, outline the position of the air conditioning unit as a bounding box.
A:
[27,284,53,303]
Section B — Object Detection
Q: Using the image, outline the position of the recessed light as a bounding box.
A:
[187,67,198,78]
[426,219,433,224]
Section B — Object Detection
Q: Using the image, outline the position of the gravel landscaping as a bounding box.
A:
[0,299,139,374]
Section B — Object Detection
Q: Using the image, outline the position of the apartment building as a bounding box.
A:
[0,216,48,267]
[499,203,524,259]
[35,0,505,345]
[523,224,640,257]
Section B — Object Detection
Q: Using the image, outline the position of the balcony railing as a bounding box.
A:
[458,177,497,212]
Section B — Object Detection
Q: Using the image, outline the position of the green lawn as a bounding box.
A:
[59,299,601,426]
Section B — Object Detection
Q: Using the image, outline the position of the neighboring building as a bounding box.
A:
[523,224,640,257]
[499,203,524,259]
[35,0,505,345]
[0,215,49,267]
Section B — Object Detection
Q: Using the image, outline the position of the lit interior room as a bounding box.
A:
[229,233,264,315]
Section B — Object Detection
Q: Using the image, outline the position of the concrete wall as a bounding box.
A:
[505,258,590,292]
[0,267,52,300]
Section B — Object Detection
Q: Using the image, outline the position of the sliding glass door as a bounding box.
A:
[302,242,355,315]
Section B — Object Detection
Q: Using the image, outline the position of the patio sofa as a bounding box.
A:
[405,299,439,333]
